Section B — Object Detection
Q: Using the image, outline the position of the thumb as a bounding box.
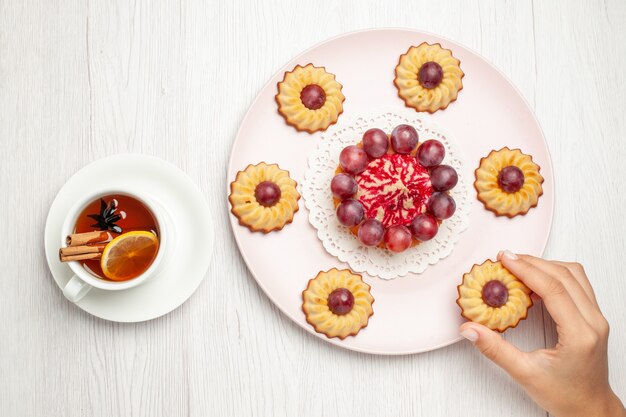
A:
[460,323,530,381]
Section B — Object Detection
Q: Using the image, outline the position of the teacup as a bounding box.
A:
[60,188,173,303]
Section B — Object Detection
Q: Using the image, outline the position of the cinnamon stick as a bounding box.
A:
[59,252,101,262]
[60,244,106,256]
[66,231,110,247]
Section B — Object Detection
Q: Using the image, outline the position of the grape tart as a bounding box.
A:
[302,268,374,339]
[275,64,345,133]
[229,162,300,233]
[474,147,544,218]
[394,43,464,113]
[456,260,533,332]
[331,124,458,253]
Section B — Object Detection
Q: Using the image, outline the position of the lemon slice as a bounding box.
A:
[100,231,159,281]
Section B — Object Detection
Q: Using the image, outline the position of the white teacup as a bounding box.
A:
[60,188,172,303]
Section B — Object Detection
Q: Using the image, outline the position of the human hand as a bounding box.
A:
[460,251,625,417]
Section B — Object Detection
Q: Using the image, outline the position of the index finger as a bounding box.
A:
[498,251,588,331]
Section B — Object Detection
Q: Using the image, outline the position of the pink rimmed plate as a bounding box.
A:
[227,29,553,355]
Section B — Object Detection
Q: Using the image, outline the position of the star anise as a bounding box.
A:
[87,198,123,233]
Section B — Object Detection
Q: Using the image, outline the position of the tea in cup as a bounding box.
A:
[59,189,171,302]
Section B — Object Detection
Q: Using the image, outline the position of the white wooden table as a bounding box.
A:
[1,1,625,416]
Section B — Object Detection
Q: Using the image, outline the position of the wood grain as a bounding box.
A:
[0,0,624,416]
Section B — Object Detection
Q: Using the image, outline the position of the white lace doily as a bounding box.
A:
[302,109,471,280]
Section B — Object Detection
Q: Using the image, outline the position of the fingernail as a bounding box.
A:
[497,250,503,260]
[502,250,518,261]
[460,328,479,342]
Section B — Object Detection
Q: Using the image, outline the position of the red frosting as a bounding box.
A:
[356,154,432,227]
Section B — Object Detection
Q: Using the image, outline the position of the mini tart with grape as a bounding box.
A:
[475,147,544,218]
[394,43,464,113]
[275,64,345,133]
[456,260,533,332]
[229,162,300,233]
[302,268,374,339]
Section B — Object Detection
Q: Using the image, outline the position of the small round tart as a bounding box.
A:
[357,154,433,227]
[302,268,374,339]
[474,147,544,217]
[275,64,345,133]
[456,260,533,332]
[394,42,464,113]
[229,162,300,233]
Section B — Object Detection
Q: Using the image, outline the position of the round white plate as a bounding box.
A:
[44,154,214,322]
[228,29,554,354]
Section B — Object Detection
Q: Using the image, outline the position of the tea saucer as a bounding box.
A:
[44,154,214,322]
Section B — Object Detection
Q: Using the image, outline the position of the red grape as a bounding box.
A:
[409,213,438,241]
[362,128,389,158]
[300,84,326,110]
[357,218,385,246]
[418,61,444,89]
[416,140,445,167]
[255,181,281,207]
[327,288,354,315]
[427,193,456,219]
[497,166,525,193]
[336,199,364,227]
[339,145,369,175]
[390,124,419,154]
[384,225,413,253]
[482,280,508,307]
[430,165,458,191]
[331,173,358,200]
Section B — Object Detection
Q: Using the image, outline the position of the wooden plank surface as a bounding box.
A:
[0,0,624,416]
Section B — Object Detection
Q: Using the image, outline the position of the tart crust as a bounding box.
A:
[394,42,464,113]
[229,162,300,233]
[456,260,533,332]
[275,64,345,133]
[474,147,544,218]
[302,268,374,339]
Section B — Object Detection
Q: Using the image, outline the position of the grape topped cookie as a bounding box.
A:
[456,260,533,332]
[275,64,345,133]
[302,268,374,339]
[474,147,544,217]
[394,43,464,113]
[229,162,300,233]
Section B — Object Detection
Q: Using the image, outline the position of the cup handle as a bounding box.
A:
[63,275,92,303]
